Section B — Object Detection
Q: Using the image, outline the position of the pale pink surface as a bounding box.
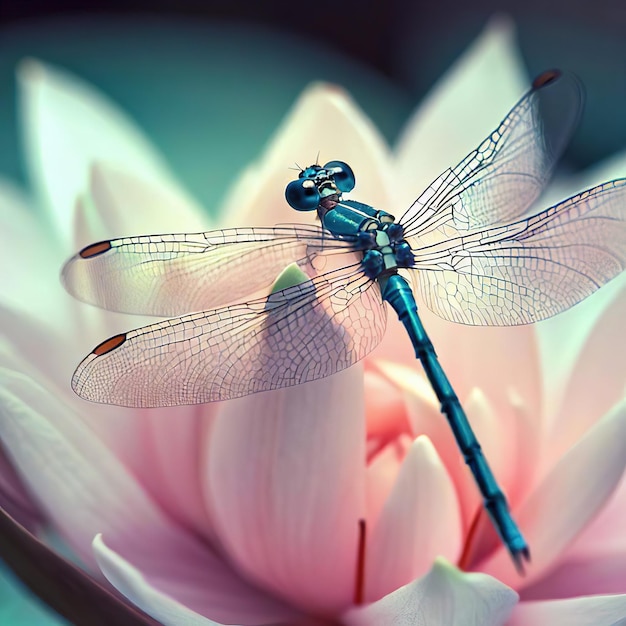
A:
[0,17,626,626]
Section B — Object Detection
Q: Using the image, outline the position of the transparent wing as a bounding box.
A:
[62,225,357,316]
[401,70,583,240]
[71,262,385,407]
[409,179,626,326]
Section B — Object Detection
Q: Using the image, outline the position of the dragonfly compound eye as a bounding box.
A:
[285,178,321,211]
[324,160,355,192]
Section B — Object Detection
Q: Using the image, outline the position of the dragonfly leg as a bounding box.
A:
[381,273,530,573]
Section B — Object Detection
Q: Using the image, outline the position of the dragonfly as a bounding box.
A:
[62,69,626,573]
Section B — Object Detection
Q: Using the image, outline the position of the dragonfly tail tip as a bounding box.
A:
[512,546,531,576]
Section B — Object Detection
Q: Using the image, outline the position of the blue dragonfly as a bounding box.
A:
[62,70,626,573]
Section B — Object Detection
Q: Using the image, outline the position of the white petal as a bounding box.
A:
[365,436,462,601]
[345,557,518,626]
[0,178,67,328]
[394,16,528,208]
[93,535,301,626]
[86,161,207,241]
[18,60,193,247]
[509,595,626,626]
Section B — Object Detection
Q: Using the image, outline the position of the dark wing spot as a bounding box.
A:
[532,69,562,90]
[79,240,112,258]
[93,333,127,356]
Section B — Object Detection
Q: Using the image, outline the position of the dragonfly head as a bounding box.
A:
[285,160,355,211]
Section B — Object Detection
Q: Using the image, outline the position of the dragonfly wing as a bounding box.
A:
[62,225,355,316]
[410,179,626,325]
[401,70,583,239]
[71,264,385,407]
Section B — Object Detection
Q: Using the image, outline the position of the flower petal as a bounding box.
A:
[365,442,403,529]
[118,405,219,542]
[93,535,226,626]
[223,83,394,229]
[480,398,626,587]
[0,368,297,623]
[534,153,626,428]
[0,366,171,568]
[205,366,366,615]
[509,595,626,626]
[545,283,626,463]
[85,161,207,245]
[0,305,78,396]
[520,551,626,599]
[0,178,67,328]
[93,535,300,626]
[394,16,527,209]
[0,507,160,626]
[381,362,477,522]
[344,557,518,626]
[363,367,409,443]
[18,60,193,247]
[365,436,462,602]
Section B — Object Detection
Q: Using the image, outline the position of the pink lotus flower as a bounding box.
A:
[1,17,626,625]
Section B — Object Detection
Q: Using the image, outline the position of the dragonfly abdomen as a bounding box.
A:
[381,273,530,570]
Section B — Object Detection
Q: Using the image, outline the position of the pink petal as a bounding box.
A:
[0,367,297,623]
[365,436,462,602]
[119,405,219,542]
[547,284,626,464]
[561,470,626,567]
[344,558,518,626]
[18,59,185,247]
[509,595,626,626]
[94,535,301,626]
[520,552,626,599]
[480,398,626,587]
[0,367,185,569]
[223,83,394,229]
[363,367,409,442]
[384,362,479,528]
[205,365,366,615]
[365,442,403,529]
[394,17,528,210]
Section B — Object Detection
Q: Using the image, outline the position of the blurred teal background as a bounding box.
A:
[0,17,411,217]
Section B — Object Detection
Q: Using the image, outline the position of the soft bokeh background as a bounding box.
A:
[0,1,624,622]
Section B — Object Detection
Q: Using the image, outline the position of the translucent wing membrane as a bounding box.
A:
[410,179,626,325]
[401,70,583,239]
[62,225,356,316]
[71,264,385,407]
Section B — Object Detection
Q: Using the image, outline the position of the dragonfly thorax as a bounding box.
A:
[322,199,416,279]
